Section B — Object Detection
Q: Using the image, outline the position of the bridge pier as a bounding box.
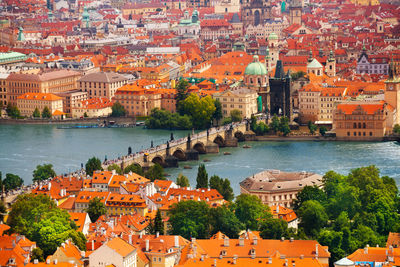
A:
[165,155,179,168]
[206,141,219,153]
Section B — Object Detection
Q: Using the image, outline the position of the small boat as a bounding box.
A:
[223,152,231,155]
[243,145,252,148]
[203,159,211,162]
[183,165,192,169]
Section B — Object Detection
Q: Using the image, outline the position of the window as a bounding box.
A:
[353,132,356,136]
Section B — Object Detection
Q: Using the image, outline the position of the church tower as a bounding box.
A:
[267,32,279,70]
[289,0,302,25]
[325,50,336,77]
[385,59,400,125]
[241,0,272,29]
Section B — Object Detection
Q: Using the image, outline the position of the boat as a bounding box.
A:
[243,145,252,148]
[223,152,231,155]
[183,165,192,169]
[203,159,211,162]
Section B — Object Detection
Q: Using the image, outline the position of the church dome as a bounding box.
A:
[268,32,278,40]
[82,7,90,20]
[244,55,267,76]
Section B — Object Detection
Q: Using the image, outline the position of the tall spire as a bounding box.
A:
[308,49,313,63]
[389,57,395,80]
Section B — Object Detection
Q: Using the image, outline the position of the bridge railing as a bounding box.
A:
[103,122,246,167]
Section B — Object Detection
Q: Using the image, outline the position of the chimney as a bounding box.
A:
[112,169,116,175]
[281,237,285,242]
[233,255,237,265]
[54,260,58,265]
[128,234,132,244]
[48,182,51,191]
[174,235,179,248]
[214,259,217,267]
[390,245,394,253]
[145,239,149,252]
[139,232,143,239]
[276,205,279,214]
[315,244,319,258]
[239,237,244,246]
[156,232,159,238]
[34,259,39,264]
[268,257,272,264]
[290,237,294,242]
[253,236,258,245]
[364,244,369,254]
[224,237,229,247]
[91,240,94,251]
[61,242,65,248]
[46,258,50,264]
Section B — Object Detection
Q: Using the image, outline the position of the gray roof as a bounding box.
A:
[240,170,323,192]
[78,72,127,83]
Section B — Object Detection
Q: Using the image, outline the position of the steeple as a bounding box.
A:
[328,50,334,62]
[389,57,395,80]
[17,27,25,42]
[308,49,313,63]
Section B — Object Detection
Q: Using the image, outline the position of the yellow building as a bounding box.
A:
[71,98,113,118]
[105,193,147,217]
[122,2,166,16]
[17,93,63,117]
[213,88,258,118]
[7,69,81,105]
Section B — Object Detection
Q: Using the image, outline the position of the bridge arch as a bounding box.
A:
[193,142,207,154]
[213,135,225,147]
[234,130,245,142]
[151,155,165,166]
[172,148,186,161]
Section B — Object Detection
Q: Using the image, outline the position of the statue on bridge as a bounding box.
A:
[170,133,174,141]
[151,140,154,148]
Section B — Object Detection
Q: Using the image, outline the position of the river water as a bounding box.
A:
[1,124,400,195]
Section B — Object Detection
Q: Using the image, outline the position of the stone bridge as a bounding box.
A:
[104,122,248,169]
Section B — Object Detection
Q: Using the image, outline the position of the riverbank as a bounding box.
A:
[0,117,137,125]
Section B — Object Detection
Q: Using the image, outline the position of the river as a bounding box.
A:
[1,124,400,195]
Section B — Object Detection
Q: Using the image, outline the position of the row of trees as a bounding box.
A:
[168,194,291,239]
[33,107,52,118]
[86,156,166,182]
[250,114,291,136]
[4,104,53,119]
[146,80,223,130]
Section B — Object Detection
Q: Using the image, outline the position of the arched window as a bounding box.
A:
[353,122,357,128]
[358,123,361,128]
[363,123,366,128]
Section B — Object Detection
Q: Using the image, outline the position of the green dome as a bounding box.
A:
[244,55,267,76]
[268,32,278,40]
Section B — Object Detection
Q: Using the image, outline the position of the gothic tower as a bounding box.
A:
[325,50,336,77]
[385,59,400,125]
[241,0,272,29]
[269,60,291,119]
[289,0,302,25]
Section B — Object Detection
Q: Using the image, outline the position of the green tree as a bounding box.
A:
[259,217,289,239]
[83,112,88,118]
[144,163,165,182]
[111,102,126,117]
[169,200,210,239]
[33,164,56,183]
[230,109,242,122]
[209,175,234,201]
[279,116,291,136]
[154,209,164,235]
[250,114,257,131]
[291,71,306,80]
[33,108,40,118]
[308,121,317,135]
[0,201,6,222]
[234,194,268,230]
[41,106,51,118]
[176,173,190,188]
[210,205,243,238]
[319,126,327,136]
[269,115,280,133]
[6,103,20,119]
[7,194,86,257]
[254,121,269,135]
[145,108,192,130]
[213,99,223,125]
[85,157,103,176]
[86,197,106,223]
[394,124,400,134]
[3,173,23,191]
[176,79,189,114]
[107,164,122,175]
[124,164,144,176]
[30,248,44,262]
[298,200,328,237]
[293,185,326,211]
[196,164,208,189]
[222,117,232,125]
[181,94,216,129]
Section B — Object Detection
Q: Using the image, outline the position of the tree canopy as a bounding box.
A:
[33,164,56,183]
[209,175,234,202]
[196,164,208,189]
[181,94,216,129]
[41,106,52,118]
[85,157,103,176]
[123,163,144,176]
[230,109,242,123]
[7,194,86,257]
[111,102,126,117]
[234,194,268,230]
[86,197,106,223]
[33,108,40,118]
[107,164,122,175]
[6,103,20,119]
[176,173,190,188]
[3,173,23,191]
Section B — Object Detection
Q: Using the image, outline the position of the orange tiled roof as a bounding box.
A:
[336,102,387,115]
[75,191,109,204]
[270,205,298,223]
[17,92,62,101]
[58,197,76,211]
[105,237,136,257]
[69,212,88,233]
